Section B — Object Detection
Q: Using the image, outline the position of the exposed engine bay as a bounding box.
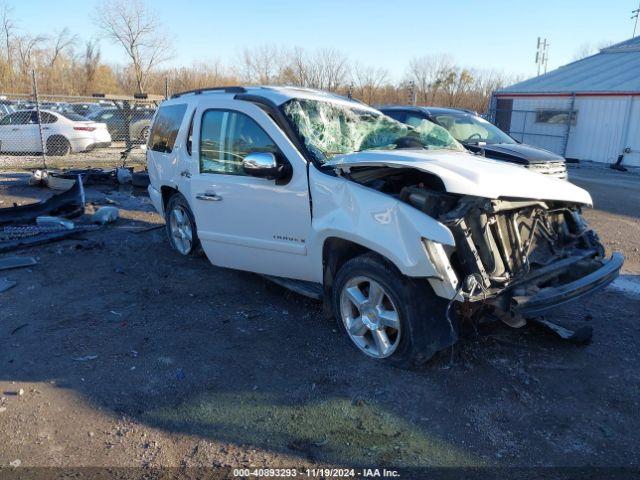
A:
[344,166,623,320]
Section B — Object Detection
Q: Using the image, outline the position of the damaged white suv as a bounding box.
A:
[147,86,623,368]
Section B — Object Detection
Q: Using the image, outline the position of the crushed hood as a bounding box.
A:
[325,149,592,206]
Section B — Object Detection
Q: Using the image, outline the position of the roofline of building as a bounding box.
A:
[494,91,640,98]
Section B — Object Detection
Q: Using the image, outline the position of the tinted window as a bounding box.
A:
[200,110,280,175]
[535,109,577,126]
[60,111,88,122]
[1,112,34,125]
[40,112,58,124]
[149,104,187,154]
[383,110,406,123]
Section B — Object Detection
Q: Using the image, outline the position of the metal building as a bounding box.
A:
[490,36,640,167]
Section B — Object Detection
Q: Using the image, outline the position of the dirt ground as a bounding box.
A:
[0,163,639,472]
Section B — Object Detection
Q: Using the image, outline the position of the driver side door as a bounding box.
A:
[187,100,314,281]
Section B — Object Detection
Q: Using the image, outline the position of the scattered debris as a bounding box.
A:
[0,256,37,271]
[17,389,24,396]
[0,177,85,225]
[10,323,29,335]
[9,459,21,468]
[36,216,75,230]
[0,225,99,253]
[46,175,76,191]
[91,206,119,225]
[117,167,133,184]
[0,407,6,413]
[73,355,98,362]
[531,317,593,344]
[0,277,16,293]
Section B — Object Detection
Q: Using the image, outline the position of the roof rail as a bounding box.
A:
[171,86,247,99]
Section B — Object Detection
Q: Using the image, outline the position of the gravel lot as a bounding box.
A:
[0,164,639,471]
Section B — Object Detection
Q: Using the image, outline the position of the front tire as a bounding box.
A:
[332,252,456,368]
[165,193,200,256]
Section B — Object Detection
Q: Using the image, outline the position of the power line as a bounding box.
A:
[633,2,640,38]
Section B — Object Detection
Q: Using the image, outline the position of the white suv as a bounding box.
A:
[147,86,623,368]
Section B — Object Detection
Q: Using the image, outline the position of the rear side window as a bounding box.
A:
[149,104,187,153]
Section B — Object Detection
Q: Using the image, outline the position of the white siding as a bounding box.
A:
[623,98,640,167]
[501,95,639,164]
[565,97,629,164]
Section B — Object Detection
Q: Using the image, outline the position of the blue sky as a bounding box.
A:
[6,0,637,80]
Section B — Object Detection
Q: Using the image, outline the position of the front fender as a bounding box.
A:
[309,168,455,281]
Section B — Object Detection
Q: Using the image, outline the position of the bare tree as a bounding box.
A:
[239,44,283,84]
[439,67,474,107]
[94,0,172,93]
[49,28,77,68]
[82,39,101,94]
[0,2,15,63]
[351,63,389,104]
[306,48,348,91]
[15,34,46,79]
[406,54,453,104]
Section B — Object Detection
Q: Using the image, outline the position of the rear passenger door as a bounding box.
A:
[188,99,314,281]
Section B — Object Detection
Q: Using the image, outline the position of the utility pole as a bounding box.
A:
[535,37,550,76]
[633,2,640,38]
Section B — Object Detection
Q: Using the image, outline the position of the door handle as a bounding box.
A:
[196,192,222,201]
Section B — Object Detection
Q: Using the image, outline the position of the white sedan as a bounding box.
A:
[0,109,111,156]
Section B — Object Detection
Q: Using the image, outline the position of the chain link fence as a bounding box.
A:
[0,91,160,171]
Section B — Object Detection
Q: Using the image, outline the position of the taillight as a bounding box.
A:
[74,126,96,132]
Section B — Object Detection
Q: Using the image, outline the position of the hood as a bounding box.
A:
[325,149,592,206]
[464,143,565,165]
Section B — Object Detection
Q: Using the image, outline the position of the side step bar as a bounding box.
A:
[261,275,323,300]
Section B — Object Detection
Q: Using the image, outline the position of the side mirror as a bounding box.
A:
[242,152,287,180]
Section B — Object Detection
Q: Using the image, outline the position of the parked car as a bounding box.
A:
[0,100,15,119]
[0,109,111,155]
[146,86,622,367]
[378,106,568,179]
[69,102,103,118]
[88,107,153,142]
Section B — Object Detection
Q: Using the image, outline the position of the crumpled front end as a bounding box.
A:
[411,190,624,318]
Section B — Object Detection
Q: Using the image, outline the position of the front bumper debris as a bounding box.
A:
[511,252,624,316]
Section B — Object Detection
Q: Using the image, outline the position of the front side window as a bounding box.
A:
[1,112,34,125]
[200,110,280,175]
[149,104,187,153]
[282,99,463,165]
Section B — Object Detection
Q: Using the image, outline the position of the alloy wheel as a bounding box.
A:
[339,276,401,358]
[169,205,193,255]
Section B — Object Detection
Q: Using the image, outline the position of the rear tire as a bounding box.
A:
[46,136,71,156]
[165,193,200,256]
[139,126,150,141]
[332,252,456,369]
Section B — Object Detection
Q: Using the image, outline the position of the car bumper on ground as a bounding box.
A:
[511,252,624,316]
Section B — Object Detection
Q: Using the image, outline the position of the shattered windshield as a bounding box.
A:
[281,98,464,164]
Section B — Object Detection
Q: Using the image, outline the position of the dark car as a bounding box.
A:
[88,107,154,142]
[378,105,568,179]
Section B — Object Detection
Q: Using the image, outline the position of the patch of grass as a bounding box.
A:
[145,391,479,467]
